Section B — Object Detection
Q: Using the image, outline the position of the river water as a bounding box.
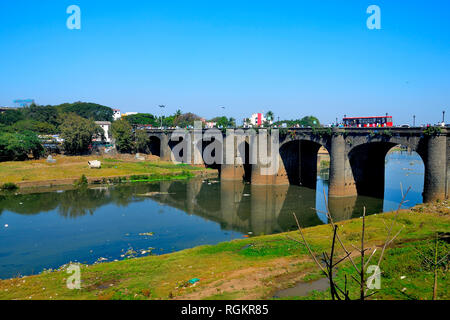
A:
[0,151,424,279]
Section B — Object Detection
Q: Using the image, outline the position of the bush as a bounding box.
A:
[74,174,88,187]
[0,182,18,190]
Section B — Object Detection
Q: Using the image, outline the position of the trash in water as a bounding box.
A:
[139,232,154,236]
[4,224,8,228]
[137,192,174,197]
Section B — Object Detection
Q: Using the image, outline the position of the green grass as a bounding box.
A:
[0,155,213,186]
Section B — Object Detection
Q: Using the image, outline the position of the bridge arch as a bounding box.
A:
[278,139,329,188]
[148,135,161,157]
[347,141,426,199]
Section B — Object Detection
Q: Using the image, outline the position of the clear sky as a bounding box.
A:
[0,0,448,125]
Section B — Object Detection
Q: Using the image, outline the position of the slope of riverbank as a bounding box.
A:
[0,201,448,300]
[0,155,217,189]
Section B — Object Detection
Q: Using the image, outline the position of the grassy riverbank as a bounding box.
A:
[0,155,216,188]
[0,201,448,300]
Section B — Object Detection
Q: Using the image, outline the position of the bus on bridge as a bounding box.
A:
[343,115,393,128]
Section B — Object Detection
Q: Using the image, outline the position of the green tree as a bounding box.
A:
[210,116,235,128]
[60,113,102,155]
[0,131,44,161]
[0,109,24,126]
[174,112,202,128]
[265,111,274,124]
[111,119,134,153]
[274,116,321,128]
[135,129,149,153]
[124,113,158,126]
[22,104,60,127]
[12,120,57,135]
[58,102,114,122]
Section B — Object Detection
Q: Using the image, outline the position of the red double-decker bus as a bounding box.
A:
[343,116,393,128]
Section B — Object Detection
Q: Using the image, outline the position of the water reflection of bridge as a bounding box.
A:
[152,179,383,235]
[0,180,383,235]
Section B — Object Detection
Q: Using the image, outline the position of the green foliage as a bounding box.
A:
[58,102,113,122]
[0,182,19,190]
[135,129,149,153]
[173,112,202,128]
[125,113,158,126]
[0,130,44,161]
[111,119,134,153]
[11,120,57,134]
[74,174,88,187]
[0,110,24,126]
[274,116,321,128]
[22,104,60,127]
[60,113,102,155]
[311,127,332,137]
[265,111,274,122]
[423,126,442,136]
[210,116,235,128]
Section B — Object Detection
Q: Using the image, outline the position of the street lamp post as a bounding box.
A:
[159,105,165,128]
[442,110,445,124]
[413,115,416,127]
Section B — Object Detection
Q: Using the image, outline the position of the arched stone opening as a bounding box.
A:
[148,136,161,157]
[279,140,324,188]
[348,142,397,198]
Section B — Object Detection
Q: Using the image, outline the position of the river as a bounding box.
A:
[0,151,424,279]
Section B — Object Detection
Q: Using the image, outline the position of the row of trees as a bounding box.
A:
[0,102,113,160]
[0,102,114,135]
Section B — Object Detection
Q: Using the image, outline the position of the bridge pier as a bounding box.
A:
[160,133,172,161]
[423,134,447,202]
[251,133,289,185]
[328,129,357,197]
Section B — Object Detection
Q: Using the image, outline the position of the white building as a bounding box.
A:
[112,109,121,121]
[244,112,272,127]
[95,121,112,143]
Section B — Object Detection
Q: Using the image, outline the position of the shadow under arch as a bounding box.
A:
[348,142,397,198]
[279,139,324,188]
[148,136,161,156]
[237,140,252,182]
[349,142,426,199]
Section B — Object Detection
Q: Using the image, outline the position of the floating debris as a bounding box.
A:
[137,192,174,197]
[4,224,8,228]
[139,232,154,236]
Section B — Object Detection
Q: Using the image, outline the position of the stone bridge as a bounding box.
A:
[143,127,449,203]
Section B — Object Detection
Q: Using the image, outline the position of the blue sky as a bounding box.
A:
[0,0,448,125]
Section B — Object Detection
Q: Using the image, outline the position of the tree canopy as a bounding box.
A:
[60,113,102,155]
[57,102,114,122]
[0,130,44,161]
[124,113,158,126]
[111,119,134,153]
[274,116,321,128]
